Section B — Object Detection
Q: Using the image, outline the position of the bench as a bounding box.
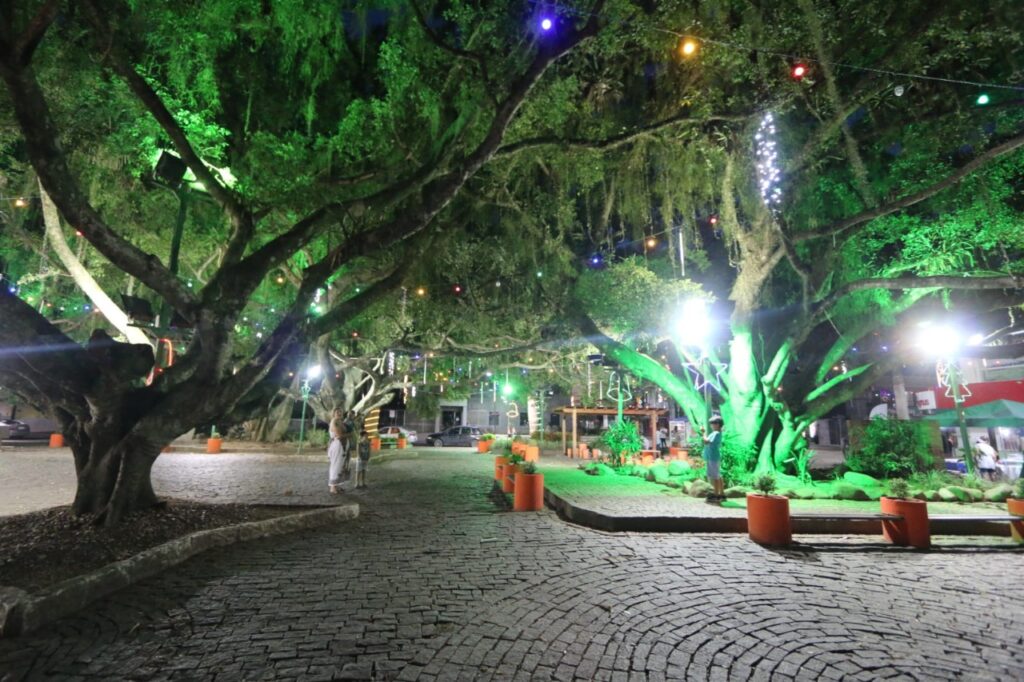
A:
[790,513,902,521]
[930,514,1023,522]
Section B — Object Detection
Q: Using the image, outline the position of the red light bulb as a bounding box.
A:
[792,64,807,79]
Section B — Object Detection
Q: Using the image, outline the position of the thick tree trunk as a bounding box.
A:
[71,432,162,524]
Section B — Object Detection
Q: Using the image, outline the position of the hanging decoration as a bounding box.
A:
[755,112,782,209]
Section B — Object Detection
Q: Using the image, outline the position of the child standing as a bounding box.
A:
[355,430,371,489]
[702,416,725,502]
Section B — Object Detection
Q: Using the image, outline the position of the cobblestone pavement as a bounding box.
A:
[2,450,1023,681]
[1,446,411,515]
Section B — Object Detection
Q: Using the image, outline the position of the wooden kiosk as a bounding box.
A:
[553,406,667,459]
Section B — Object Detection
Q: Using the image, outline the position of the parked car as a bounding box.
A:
[379,425,417,444]
[426,426,483,447]
[0,418,31,440]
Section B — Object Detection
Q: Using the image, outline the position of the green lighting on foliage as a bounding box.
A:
[502,383,514,397]
[976,93,990,105]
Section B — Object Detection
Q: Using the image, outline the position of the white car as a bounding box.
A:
[379,425,417,444]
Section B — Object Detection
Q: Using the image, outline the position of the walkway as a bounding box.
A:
[1,449,1022,680]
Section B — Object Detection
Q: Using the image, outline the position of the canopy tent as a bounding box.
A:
[924,399,1024,428]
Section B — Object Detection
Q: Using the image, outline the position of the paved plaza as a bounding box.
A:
[1,448,1022,680]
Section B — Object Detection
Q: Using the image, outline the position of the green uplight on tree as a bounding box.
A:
[502,382,514,397]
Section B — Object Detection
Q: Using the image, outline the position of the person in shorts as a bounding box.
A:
[702,416,725,502]
[355,430,371,489]
[974,436,999,481]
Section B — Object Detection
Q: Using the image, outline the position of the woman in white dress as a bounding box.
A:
[328,408,346,494]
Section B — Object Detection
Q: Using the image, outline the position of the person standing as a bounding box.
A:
[355,430,371,489]
[702,416,725,501]
[327,408,346,494]
[975,436,999,481]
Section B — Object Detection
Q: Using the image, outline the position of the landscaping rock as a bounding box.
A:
[778,489,797,499]
[937,487,962,502]
[723,486,746,499]
[843,472,882,488]
[586,463,617,477]
[646,465,670,484]
[686,480,714,497]
[665,481,680,489]
[983,484,1013,503]
[924,490,941,502]
[793,488,818,500]
[667,461,691,476]
[812,489,835,500]
[910,490,927,501]
[833,483,871,501]
[964,488,984,503]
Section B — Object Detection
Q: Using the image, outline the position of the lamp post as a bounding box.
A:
[674,298,714,428]
[919,325,974,475]
[297,364,321,454]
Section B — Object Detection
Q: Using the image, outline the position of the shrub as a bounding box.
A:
[481,433,496,441]
[752,473,777,495]
[846,419,932,478]
[305,429,330,448]
[908,470,959,491]
[597,420,644,467]
[522,461,538,475]
[530,431,562,442]
[1013,478,1024,500]
[887,478,910,500]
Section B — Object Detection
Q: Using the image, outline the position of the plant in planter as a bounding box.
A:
[1009,478,1024,543]
[597,419,644,468]
[207,426,222,454]
[746,473,791,546]
[477,433,496,453]
[502,453,524,493]
[880,478,930,549]
[514,461,544,511]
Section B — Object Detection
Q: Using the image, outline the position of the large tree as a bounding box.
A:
[455,0,1024,475]
[0,0,611,523]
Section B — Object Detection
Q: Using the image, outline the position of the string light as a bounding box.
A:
[976,93,990,105]
[416,286,426,296]
[680,39,698,57]
[755,112,782,209]
[13,197,28,208]
[539,16,554,32]
[791,64,807,79]
[646,237,657,248]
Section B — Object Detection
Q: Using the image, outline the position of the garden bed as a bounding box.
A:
[0,501,291,592]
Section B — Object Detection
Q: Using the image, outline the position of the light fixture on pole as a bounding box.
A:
[297,364,322,454]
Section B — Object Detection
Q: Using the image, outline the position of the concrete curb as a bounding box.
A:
[544,488,1014,537]
[0,503,358,638]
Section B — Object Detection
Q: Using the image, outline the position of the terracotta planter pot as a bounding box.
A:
[206,437,222,454]
[1008,498,1024,543]
[746,493,791,546]
[397,437,407,449]
[477,440,492,453]
[880,496,930,549]
[513,473,545,511]
[641,452,655,466]
[524,445,540,462]
[48,433,64,448]
[370,437,381,452]
[494,456,509,482]
[501,463,520,494]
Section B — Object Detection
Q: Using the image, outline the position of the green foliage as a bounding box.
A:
[597,419,644,467]
[480,433,495,441]
[886,478,910,500]
[1013,478,1024,500]
[507,453,524,466]
[752,473,777,496]
[908,470,960,491]
[846,419,932,478]
[522,462,538,475]
[305,428,330,449]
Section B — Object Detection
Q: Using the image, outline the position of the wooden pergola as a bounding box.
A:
[553,406,668,456]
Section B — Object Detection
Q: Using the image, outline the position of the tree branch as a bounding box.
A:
[815,274,1024,316]
[0,61,199,317]
[794,130,1024,244]
[495,112,746,157]
[410,0,493,93]
[14,0,60,66]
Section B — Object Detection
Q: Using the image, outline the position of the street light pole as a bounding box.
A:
[297,364,321,454]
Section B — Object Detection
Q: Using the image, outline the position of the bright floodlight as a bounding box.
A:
[967,333,985,346]
[918,326,960,358]
[540,17,553,31]
[674,298,711,348]
[306,364,322,379]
